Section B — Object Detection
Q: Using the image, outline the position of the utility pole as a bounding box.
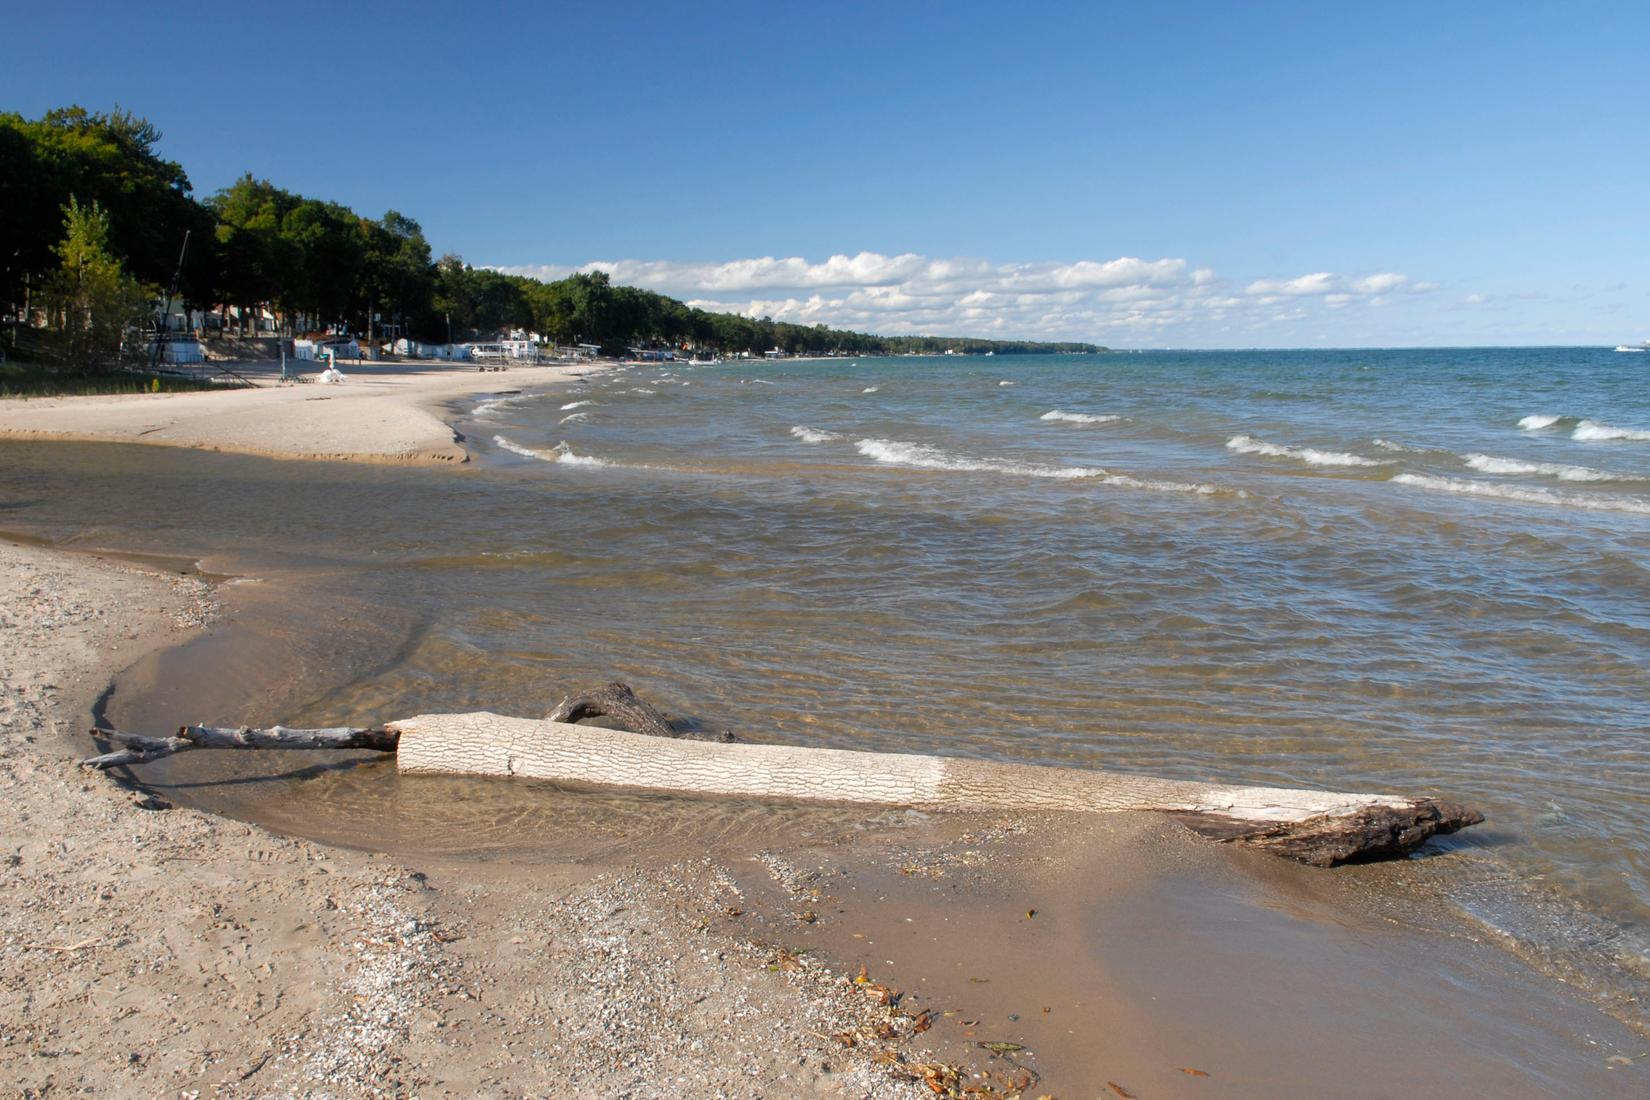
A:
[150,230,191,372]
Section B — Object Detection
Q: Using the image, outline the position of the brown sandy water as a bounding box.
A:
[724,813,1648,1096]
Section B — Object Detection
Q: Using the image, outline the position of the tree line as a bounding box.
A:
[1,107,1104,359]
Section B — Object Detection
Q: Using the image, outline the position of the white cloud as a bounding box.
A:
[490,252,1441,344]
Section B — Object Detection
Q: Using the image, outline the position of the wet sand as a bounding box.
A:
[0,358,601,464]
[7,536,1638,1096]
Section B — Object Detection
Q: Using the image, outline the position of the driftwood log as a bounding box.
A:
[82,684,1482,866]
[390,712,1480,866]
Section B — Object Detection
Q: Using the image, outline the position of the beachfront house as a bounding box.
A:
[293,337,360,361]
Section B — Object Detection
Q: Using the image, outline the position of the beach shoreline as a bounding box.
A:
[0,358,607,465]
[3,528,1646,1096]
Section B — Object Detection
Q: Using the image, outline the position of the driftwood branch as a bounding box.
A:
[80,724,399,770]
[548,681,731,742]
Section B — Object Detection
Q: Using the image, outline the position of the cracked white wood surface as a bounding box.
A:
[390,712,1407,822]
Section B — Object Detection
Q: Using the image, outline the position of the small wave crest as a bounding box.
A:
[1226,435,1388,467]
[791,426,843,444]
[492,434,541,459]
[559,412,590,424]
[1461,453,1626,482]
[629,387,656,395]
[472,395,527,419]
[861,385,881,394]
[492,435,610,467]
[1394,474,1650,515]
[1517,414,1566,431]
[553,442,609,466]
[854,438,1223,494]
[1041,410,1121,425]
[1373,438,1425,453]
[998,380,1015,387]
[1573,419,1650,443]
[560,399,595,411]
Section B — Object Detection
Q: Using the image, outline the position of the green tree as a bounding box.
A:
[46,196,156,368]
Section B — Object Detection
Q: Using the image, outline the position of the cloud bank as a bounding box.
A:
[493,252,1436,345]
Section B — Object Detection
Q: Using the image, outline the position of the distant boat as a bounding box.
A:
[1614,342,1649,352]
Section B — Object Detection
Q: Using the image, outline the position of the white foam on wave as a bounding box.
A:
[473,395,527,419]
[629,387,656,395]
[1041,410,1121,425]
[1226,435,1388,467]
[742,378,775,385]
[552,442,609,466]
[1573,419,1650,443]
[559,412,590,424]
[492,434,541,459]
[560,399,595,411]
[1461,453,1626,482]
[998,380,1015,387]
[854,438,1224,494]
[1394,474,1650,515]
[1373,438,1425,453]
[1518,414,1564,431]
[861,385,880,394]
[492,435,610,467]
[791,426,842,444]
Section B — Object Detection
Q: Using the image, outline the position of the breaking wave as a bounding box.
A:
[1461,453,1629,483]
[998,380,1015,387]
[559,412,590,424]
[1226,435,1388,467]
[492,435,610,467]
[1041,410,1121,425]
[791,426,843,444]
[492,434,541,459]
[862,385,881,394]
[1394,474,1650,515]
[1573,419,1650,443]
[560,399,595,411]
[1373,438,1426,453]
[472,395,527,419]
[854,438,1223,494]
[1518,414,1566,431]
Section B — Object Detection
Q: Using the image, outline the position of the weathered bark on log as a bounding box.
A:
[80,724,399,770]
[548,681,731,742]
[390,712,1483,865]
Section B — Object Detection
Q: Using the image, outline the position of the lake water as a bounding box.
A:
[3,346,1647,1021]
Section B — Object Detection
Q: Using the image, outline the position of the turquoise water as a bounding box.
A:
[3,346,1648,1013]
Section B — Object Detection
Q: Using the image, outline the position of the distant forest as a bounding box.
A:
[0,107,1105,357]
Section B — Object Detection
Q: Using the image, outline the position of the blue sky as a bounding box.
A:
[5,1,1647,347]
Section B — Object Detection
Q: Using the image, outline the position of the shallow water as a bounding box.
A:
[3,346,1648,1019]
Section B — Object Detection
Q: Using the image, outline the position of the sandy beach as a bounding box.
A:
[3,532,1646,1097]
[0,358,601,465]
[2,370,1647,1097]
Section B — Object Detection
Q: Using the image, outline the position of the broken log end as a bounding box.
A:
[1175,798,1484,867]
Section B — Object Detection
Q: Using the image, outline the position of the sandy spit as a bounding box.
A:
[0,360,603,465]
[0,538,952,1098]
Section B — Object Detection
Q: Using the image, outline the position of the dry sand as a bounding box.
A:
[0,359,598,465]
[0,538,956,1098]
[4,535,1646,1098]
